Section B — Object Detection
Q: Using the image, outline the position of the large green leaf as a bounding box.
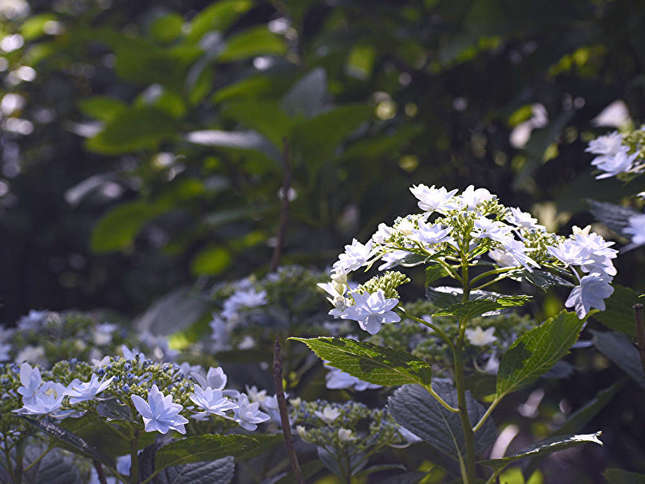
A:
[86,106,179,154]
[592,285,640,336]
[592,330,645,388]
[388,383,496,465]
[186,0,252,43]
[480,432,602,469]
[282,68,327,119]
[218,26,286,61]
[603,468,645,484]
[290,104,371,167]
[155,434,282,472]
[223,100,293,148]
[290,337,432,386]
[90,201,161,253]
[78,96,127,122]
[496,311,584,398]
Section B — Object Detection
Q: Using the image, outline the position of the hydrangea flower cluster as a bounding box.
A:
[208,266,351,352]
[0,310,137,368]
[585,128,645,250]
[290,399,407,456]
[322,185,617,330]
[2,353,270,439]
[586,127,645,179]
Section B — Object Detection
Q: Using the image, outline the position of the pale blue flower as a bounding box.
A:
[66,374,114,404]
[192,366,227,390]
[325,366,381,391]
[340,290,400,335]
[189,385,237,420]
[565,273,614,319]
[17,362,42,404]
[16,381,67,416]
[233,394,269,431]
[131,384,188,434]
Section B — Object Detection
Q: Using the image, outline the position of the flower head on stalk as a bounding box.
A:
[322,185,617,333]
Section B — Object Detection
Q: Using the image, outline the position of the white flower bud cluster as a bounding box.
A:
[321,184,617,333]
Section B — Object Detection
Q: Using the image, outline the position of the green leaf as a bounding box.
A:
[32,449,82,484]
[218,26,286,61]
[509,268,573,291]
[78,96,127,122]
[433,295,531,319]
[152,457,235,484]
[479,432,602,468]
[86,106,179,154]
[592,285,640,336]
[155,434,282,472]
[603,468,645,484]
[191,246,232,275]
[149,13,184,44]
[282,68,327,119]
[187,0,252,43]
[496,311,584,398]
[213,75,288,103]
[388,383,496,465]
[290,337,432,386]
[592,330,645,388]
[425,263,449,288]
[290,104,371,167]
[21,417,112,468]
[21,14,58,41]
[90,201,160,252]
[223,100,293,148]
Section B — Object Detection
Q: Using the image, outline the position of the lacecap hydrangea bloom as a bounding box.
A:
[320,184,617,331]
[586,127,645,179]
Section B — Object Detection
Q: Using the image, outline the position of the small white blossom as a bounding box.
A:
[221,288,267,321]
[332,239,373,277]
[209,314,231,351]
[565,273,614,318]
[377,249,410,271]
[192,366,227,390]
[131,385,189,434]
[66,374,114,404]
[315,405,341,424]
[459,185,493,210]
[473,217,513,244]
[409,184,458,213]
[411,222,452,246]
[17,362,42,404]
[189,385,237,421]
[340,290,400,335]
[233,394,270,431]
[465,326,497,346]
[16,381,68,416]
[338,428,355,442]
[17,310,47,331]
[548,240,588,267]
[506,207,540,229]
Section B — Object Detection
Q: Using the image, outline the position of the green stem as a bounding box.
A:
[473,274,512,291]
[23,445,52,473]
[454,255,477,483]
[3,435,15,484]
[14,438,24,484]
[472,397,501,433]
[453,344,477,484]
[130,429,139,484]
[423,384,460,413]
[469,266,517,286]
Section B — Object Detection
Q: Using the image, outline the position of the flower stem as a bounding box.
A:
[472,397,501,433]
[130,429,139,484]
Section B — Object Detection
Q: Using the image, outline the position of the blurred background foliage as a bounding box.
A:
[2,0,645,322]
[2,1,645,481]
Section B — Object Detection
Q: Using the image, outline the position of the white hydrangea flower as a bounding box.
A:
[409,184,458,213]
[131,384,189,434]
[315,405,341,424]
[340,290,400,335]
[66,374,114,404]
[459,185,493,210]
[465,327,497,346]
[411,221,452,246]
[189,385,237,421]
[473,217,513,244]
[506,207,540,229]
[233,394,270,431]
[192,366,227,390]
[338,428,355,441]
[565,273,614,318]
[221,288,267,321]
[15,345,45,365]
[16,381,68,416]
[586,131,637,178]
